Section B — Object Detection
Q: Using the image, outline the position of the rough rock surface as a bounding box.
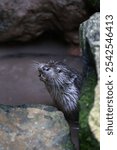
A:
[79,13,100,141]
[0,104,74,150]
[0,0,90,44]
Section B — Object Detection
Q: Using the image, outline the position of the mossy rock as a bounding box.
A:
[79,71,100,150]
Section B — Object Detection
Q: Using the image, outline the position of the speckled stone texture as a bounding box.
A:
[0,104,74,150]
[0,0,90,45]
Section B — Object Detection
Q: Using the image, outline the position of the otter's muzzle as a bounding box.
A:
[38,63,47,82]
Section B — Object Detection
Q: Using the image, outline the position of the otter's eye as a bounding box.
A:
[43,66,50,71]
[57,69,62,73]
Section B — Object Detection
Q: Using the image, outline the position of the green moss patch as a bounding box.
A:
[79,71,100,150]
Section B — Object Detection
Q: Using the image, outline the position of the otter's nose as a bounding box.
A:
[42,66,50,71]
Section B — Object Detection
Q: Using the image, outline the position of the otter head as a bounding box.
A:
[37,61,77,85]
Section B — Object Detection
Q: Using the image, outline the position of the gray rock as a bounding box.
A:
[79,13,100,141]
[80,12,100,77]
[0,0,90,45]
[0,104,74,150]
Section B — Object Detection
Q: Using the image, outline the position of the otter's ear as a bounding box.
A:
[67,73,77,84]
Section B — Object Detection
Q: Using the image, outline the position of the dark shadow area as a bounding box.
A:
[0,32,70,59]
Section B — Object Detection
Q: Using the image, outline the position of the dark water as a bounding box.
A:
[0,37,83,106]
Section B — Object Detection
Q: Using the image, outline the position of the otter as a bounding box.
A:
[36,60,86,150]
[36,60,83,122]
